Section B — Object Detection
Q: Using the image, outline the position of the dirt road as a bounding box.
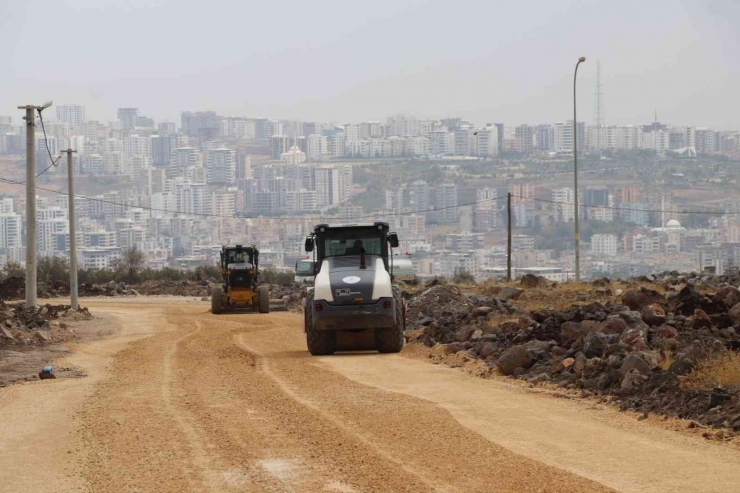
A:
[1,298,739,493]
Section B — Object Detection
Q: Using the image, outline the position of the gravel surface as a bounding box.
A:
[2,299,740,492]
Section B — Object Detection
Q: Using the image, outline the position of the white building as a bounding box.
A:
[204,148,236,184]
[82,247,122,269]
[475,126,499,157]
[307,134,329,161]
[313,165,340,207]
[591,234,618,256]
[170,147,199,172]
[553,121,585,153]
[0,213,22,248]
[552,187,575,222]
[56,104,86,127]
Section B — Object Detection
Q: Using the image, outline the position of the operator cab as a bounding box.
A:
[220,244,259,289]
[305,222,399,272]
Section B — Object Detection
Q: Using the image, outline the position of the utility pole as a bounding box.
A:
[61,149,78,309]
[18,105,37,308]
[18,101,52,309]
[573,57,586,282]
[507,192,512,281]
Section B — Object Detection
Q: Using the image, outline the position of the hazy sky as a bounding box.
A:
[2,0,738,129]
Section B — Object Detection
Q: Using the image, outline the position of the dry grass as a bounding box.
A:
[660,351,676,371]
[683,352,740,391]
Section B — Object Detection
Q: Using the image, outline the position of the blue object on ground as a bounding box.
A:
[42,365,53,374]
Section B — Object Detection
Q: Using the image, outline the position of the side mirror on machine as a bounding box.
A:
[388,232,399,249]
[305,236,314,252]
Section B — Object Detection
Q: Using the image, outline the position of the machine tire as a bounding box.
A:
[211,287,223,314]
[375,286,405,353]
[305,293,335,355]
[258,286,270,313]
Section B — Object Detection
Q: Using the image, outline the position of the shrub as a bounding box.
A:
[684,352,740,390]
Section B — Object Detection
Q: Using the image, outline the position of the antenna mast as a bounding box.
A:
[594,61,605,150]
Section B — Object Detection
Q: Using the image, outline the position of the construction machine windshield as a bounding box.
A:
[221,245,258,268]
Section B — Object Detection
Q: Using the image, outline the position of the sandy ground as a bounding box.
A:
[1,297,739,492]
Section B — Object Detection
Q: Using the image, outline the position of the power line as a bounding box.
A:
[35,111,62,177]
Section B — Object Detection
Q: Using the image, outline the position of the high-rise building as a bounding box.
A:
[554,121,586,153]
[0,213,21,248]
[181,111,221,141]
[157,122,176,136]
[56,104,86,127]
[313,165,340,207]
[307,134,329,161]
[117,108,139,132]
[535,124,553,151]
[514,125,534,154]
[436,183,458,224]
[170,147,199,173]
[475,126,499,157]
[204,148,236,185]
[408,180,429,214]
[553,188,575,222]
[151,135,178,166]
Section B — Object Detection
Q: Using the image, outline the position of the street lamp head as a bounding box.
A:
[578,57,586,63]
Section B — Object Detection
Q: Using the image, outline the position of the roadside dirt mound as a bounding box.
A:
[407,279,740,440]
[0,277,72,300]
[0,300,93,350]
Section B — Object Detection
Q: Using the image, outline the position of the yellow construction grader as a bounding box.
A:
[211,244,270,314]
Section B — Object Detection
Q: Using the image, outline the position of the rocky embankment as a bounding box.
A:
[405,273,740,440]
[0,301,92,349]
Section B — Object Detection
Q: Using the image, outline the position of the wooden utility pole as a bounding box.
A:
[507,192,512,281]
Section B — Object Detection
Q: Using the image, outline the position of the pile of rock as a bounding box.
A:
[405,285,518,346]
[0,301,92,347]
[410,282,740,436]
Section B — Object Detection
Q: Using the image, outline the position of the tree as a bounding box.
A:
[112,246,147,284]
[37,256,70,284]
[1,261,24,280]
[452,269,476,285]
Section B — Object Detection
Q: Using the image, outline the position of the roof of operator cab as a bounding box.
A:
[313,221,389,233]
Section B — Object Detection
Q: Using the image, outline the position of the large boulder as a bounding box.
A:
[560,321,587,343]
[621,369,647,392]
[640,303,666,326]
[497,287,523,301]
[495,345,533,376]
[601,316,627,335]
[1,327,14,340]
[668,286,716,316]
[584,331,608,358]
[444,342,464,355]
[620,353,651,376]
[520,274,547,289]
[692,309,712,330]
[620,323,649,350]
[713,286,740,310]
[455,325,478,343]
[621,287,666,311]
[729,302,740,322]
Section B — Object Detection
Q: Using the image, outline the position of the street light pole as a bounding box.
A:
[61,149,78,309]
[573,56,586,282]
